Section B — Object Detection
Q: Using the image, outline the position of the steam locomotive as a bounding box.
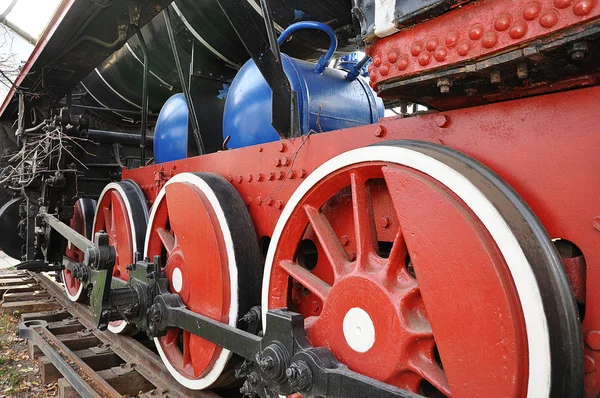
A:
[0,0,597,396]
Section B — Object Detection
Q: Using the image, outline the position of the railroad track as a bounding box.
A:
[0,271,236,398]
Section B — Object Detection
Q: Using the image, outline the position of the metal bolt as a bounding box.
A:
[381,216,391,229]
[256,173,264,182]
[281,156,290,166]
[592,216,600,232]
[299,169,307,178]
[435,115,450,128]
[312,301,320,312]
[437,77,453,93]
[517,63,528,80]
[246,174,253,182]
[286,361,313,392]
[341,235,350,246]
[277,171,285,180]
[289,170,297,179]
[266,197,273,206]
[276,200,284,210]
[258,357,274,371]
[586,331,600,350]
[236,175,243,183]
[274,158,282,167]
[258,146,263,152]
[374,125,385,137]
[584,355,596,374]
[570,41,588,61]
[268,172,275,181]
[246,197,252,205]
[465,88,478,97]
[278,142,286,152]
[256,196,263,205]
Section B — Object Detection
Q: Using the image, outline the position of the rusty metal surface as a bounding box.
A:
[30,272,220,398]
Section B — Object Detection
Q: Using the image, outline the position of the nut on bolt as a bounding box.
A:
[570,41,588,61]
[286,361,313,392]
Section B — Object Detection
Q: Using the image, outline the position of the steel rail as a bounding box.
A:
[30,272,220,398]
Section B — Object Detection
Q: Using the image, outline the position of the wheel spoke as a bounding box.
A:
[279,260,331,302]
[350,171,378,265]
[164,329,180,346]
[385,229,409,280]
[182,330,192,368]
[102,205,112,234]
[157,228,176,255]
[410,355,451,397]
[303,205,349,278]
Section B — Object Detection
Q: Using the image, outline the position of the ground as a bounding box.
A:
[0,261,57,397]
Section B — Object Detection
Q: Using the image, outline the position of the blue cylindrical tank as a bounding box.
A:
[153,93,189,163]
[223,23,384,150]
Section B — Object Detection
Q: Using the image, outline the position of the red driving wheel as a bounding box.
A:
[146,172,261,390]
[63,198,96,302]
[263,142,581,397]
[93,180,148,333]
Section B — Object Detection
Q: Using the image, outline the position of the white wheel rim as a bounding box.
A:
[145,173,239,390]
[261,146,551,397]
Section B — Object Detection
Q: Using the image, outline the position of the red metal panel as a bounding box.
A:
[366,0,600,89]
[124,85,600,395]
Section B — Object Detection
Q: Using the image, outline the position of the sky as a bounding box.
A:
[0,0,61,38]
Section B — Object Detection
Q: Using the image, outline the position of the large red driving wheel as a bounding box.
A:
[63,198,96,302]
[263,141,582,397]
[145,172,261,390]
[93,180,148,334]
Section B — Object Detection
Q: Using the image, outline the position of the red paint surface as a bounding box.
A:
[366,0,600,89]
[124,86,600,395]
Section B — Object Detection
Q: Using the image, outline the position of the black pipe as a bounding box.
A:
[87,129,154,146]
[164,8,205,155]
[135,28,150,165]
[70,104,157,116]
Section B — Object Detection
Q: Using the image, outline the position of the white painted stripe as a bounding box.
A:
[125,43,174,90]
[171,4,241,69]
[374,0,400,38]
[95,69,142,110]
[262,146,551,398]
[80,82,133,122]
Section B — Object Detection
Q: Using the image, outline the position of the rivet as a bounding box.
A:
[584,355,596,373]
[434,47,448,62]
[277,171,285,180]
[573,0,596,15]
[246,197,252,205]
[388,50,399,63]
[299,169,307,178]
[465,88,478,96]
[256,172,264,181]
[411,41,424,56]
[380,63,390,76]
[469,24,484,40]
[523,2,542,20]
[341,235,350,246]
[278,142,286,152]
[554,0,573,8]
[258,146,263,152]
[274,158,282,167]
[397,55,409,70]
[593,216,600,231]
[350,252,357,261]
[266,197,273,206]
[482,31,499,48]
[374,125,386,137]
[445,31,459,47]
[509,20,528,39]
[418,52,431,66]
[276,200,284,210]
[490,70,502,84]
[246,174,253,182]
[381,216,391,229]
[373,55,382,67]
[494,13,512,31]
[257,196,263,205]
[426,37,440,51]
[517,62,528,79]
[457,40,472,56]
[281,156,290,166]
[586,331,600,350]
[268,172,275,181]
[227,175,233,182]
[436,115,450,127]
[236,175,243,183]
[539,9,559,27]
[289,170,297,179]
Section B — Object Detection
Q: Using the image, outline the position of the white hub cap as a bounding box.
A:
[343,307,376,353]
[172,267,183,293]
